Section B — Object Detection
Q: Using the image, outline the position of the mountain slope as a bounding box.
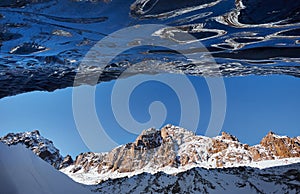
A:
[0,142,92,194]
[0,130,73,169]
[91,164,300,194]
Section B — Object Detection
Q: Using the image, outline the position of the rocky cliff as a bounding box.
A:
[61,125,300,184]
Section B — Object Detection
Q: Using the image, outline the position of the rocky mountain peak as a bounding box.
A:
[130,124,195,150]
[60,155,74,169]
[0,130,69,169]
[220,131,239,141]
[266,131,275,136]
[260,131,300,158]
[133,127,162,149]
[32,129,40,136]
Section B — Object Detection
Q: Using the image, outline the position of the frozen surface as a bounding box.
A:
[1,0,300,98]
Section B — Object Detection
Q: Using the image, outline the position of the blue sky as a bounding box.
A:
[0,74,299,157]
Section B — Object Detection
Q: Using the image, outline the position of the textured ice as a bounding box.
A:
[1,0,300,98]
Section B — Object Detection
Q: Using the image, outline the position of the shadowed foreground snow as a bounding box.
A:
[0,143,91,194]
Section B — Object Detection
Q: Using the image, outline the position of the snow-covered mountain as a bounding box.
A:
[90,163,300,194]
[0,130,73,169]
[1,141,299,194]
[0,142,92,194]
[59,125,300,184]
[1,125,300,193]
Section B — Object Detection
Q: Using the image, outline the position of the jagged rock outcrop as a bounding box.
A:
[60,155,74,169]
[133,128,163,149]
[260,131,300,158]
[0,130,69,169]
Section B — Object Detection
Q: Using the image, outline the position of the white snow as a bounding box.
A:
[61,156,300,185]
[246,157,300,169]
[0,130,64,169]
[89,162,300,194]
[0,143,92,194]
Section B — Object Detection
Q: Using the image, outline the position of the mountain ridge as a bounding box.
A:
[0,130,73,169]
[1,124,299,185]
[1,140,299,194]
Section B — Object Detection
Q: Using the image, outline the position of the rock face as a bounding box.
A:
[133,128,163,149]
[60,155,74,169]
[0,130,67,169]
[63,125,300,184]
[260,131,300,158]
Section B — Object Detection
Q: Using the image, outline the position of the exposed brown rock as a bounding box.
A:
[161,126,170,140]
[209,139,229,154]
[180,154,190,166]
[221,132,239,141]
[74,153,84,166]
[60,155,74,169]
[260,131,300,158]
[249,147,261,161]
[66,125,300,176]
[133,128,162,149]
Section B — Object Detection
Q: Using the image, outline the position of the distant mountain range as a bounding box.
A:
[1,125,300,193]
